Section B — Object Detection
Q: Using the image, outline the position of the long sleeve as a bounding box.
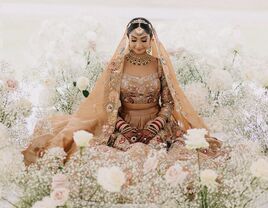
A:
[158,65,174,121]
[144,61,174,135]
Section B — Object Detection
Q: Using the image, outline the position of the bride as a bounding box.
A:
[22,17,222,166]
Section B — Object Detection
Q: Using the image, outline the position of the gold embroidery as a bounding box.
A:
[109,90,119,101]
[106,103,114,113]
[101,54,125,141]
[158,59,174,120]
[120,72,161,104]
[159,58,182,113]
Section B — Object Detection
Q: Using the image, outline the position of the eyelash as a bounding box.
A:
[132,40,147,42]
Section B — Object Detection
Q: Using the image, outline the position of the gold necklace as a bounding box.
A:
[126,50,152,66]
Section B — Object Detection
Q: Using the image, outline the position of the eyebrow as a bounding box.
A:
[131,35,148,39]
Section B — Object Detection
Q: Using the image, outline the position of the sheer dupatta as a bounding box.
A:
[150,27,208,131]
[22,24,208,165]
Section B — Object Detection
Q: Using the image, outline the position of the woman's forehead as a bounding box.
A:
[129,30,149,38]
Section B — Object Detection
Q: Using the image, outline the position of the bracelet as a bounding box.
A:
[145,116,166,135]
[151,120,161,130]
[116,120,125,130]
[155,116,166,126]
[157,114,168,123]
[116,117,132,134]
[120,126,132,134]
[146,125,158,135]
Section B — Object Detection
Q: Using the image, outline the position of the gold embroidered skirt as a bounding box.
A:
[108,102,183,151]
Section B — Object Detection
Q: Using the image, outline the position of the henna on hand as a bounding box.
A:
[139,129,156,144]
[122,128,139,143]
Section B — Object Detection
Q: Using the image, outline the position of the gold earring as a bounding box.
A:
[146,46,152,54]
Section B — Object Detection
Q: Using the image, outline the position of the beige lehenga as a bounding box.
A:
[22,25,223,166]
[108,57,183,151]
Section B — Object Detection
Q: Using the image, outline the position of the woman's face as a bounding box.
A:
[128,28,151,55]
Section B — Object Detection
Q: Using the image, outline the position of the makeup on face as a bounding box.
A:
[129,30,151,55]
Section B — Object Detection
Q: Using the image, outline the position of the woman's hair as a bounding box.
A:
[126,17,153,38]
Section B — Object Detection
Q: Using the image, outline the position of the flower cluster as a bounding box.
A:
[1,16,268,208]
[10,138,267,208]
[29,16,105,114]
[0,62,33,129]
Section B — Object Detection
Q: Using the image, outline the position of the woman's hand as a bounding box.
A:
[122,128,140,143]
[139,129,156,144]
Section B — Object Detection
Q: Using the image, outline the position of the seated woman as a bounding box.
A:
[22,17,222,166]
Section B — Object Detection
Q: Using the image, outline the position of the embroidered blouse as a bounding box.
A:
[120,59,174,120]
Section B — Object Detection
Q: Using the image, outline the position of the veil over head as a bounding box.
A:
[22,19,208,165]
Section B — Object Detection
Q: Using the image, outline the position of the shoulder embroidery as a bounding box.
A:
[157,58,163,78]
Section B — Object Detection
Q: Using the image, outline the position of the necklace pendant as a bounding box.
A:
[126,51,152,66]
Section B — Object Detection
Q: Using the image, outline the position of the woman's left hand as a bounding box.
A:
[139,129,156,144]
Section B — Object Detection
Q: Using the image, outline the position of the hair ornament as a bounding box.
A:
[127,18,152,29]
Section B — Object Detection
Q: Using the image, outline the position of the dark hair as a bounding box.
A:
[127,17,153,38]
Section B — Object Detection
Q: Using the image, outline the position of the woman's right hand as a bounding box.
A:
[122,128,140,143]
[138,129,156,144]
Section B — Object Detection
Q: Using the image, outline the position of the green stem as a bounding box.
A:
[240,177,257,198]
[197,150,201,182]
[79,146,84,200]
[80,147,84,157]
[197,150,209,208]
[89,186,100,200]
[242,198,253,208]
[232,50,238,66]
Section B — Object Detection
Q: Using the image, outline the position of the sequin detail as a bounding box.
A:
[120,72,161,104]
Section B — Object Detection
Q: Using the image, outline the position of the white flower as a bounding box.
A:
[206,69,233,91]
[0,122,8,140]
[76,76,89,91]
[200,169,218,188]
[70,54,86,70]
[184,83,209,111]
[45,147,66,158]
[43,78,56,88]
[0,147,25,182]
[32,196,57,208]
[164,163,188,186]
[243,69,254,81]
[86,31,97,44]
[143,152,159,174]
[250,158,268,180]
[0,80,4,89]
[73,130,93,147]
[17,98,32,117]
[86,31,97,42]
[52,173,69,190]
[50,188,69,206]
[38,87,56,107]
[232,43,242,54]
[86,31,97,49]
[97,166,126,192]
[184,128,209,150]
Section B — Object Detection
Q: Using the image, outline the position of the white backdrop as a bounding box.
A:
[1,0,268,73]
